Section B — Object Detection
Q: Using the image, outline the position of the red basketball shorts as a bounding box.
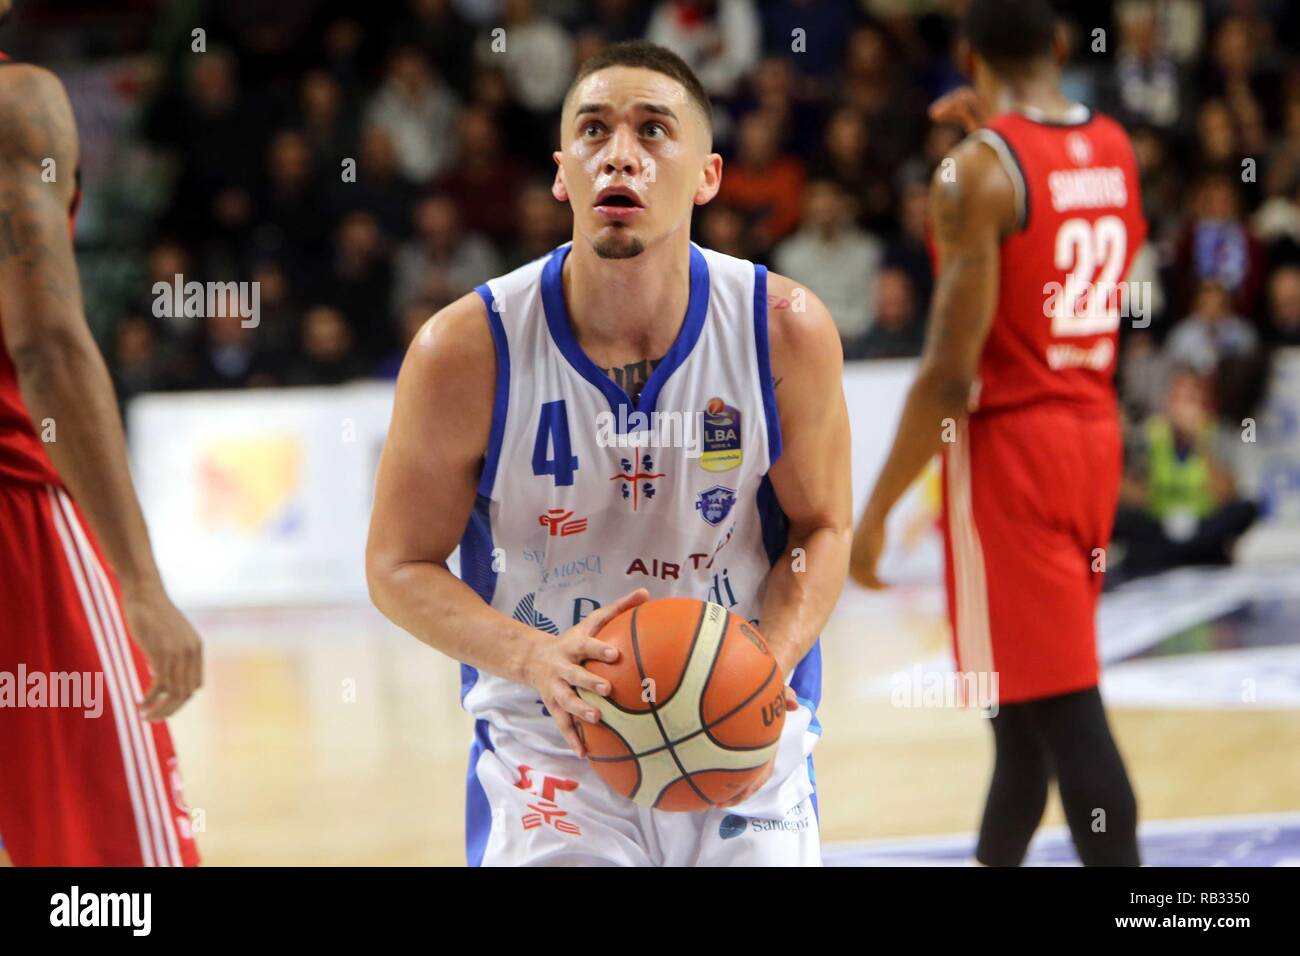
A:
[940,404,1122,705]
[0,481,199,866]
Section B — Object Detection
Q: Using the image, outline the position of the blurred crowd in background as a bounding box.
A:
[4,0,1300,572]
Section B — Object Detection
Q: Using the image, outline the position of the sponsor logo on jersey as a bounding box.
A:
[626,524,736,580]
[512,592,560,634]
[1065,131,1093,166]
[611,452,666,510]
[700,397,743,472]
[514,765,582,836]
[1046,337,1114,371]
[523,550,603,590]
[695,485,737,526]
[538,508,588,536]
[719,814,748,839]
[750,802,811,834]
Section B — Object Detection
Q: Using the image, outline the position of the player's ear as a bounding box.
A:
[552,153,568,203]
[693,153,722,206]
[1052,22,1070,66]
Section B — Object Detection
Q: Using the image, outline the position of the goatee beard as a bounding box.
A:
[593,233,645,259]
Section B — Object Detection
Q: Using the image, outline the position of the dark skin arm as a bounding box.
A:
[0,65,201,718]
[849,138,1015,587]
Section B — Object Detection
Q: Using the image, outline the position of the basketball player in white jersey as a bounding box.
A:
[367,41,851,866]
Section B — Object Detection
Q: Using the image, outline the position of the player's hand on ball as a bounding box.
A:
[849,514,888,590]
[929,85,987,134]
[122,583,204,721]
[524,587,650,757]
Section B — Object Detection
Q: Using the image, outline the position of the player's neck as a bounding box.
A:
[984,67,1076,122]
[561,232,692,359]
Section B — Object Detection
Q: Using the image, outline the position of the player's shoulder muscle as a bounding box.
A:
[0,63,77,170]
[764,270,842,387]
[931,135,1017,242]
[395,290,495,462]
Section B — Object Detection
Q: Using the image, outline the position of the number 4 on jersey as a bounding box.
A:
[533,400,579,486]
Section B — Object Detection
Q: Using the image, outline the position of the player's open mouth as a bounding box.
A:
[594,186,645,221]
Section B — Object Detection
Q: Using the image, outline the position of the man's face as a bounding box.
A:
[554,66,720,260]
[0,1,11,25]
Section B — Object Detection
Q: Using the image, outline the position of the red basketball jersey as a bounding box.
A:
[0,51,81,486]
[968,108,1146,416]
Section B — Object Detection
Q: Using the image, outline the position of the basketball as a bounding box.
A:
[575,597,787,811]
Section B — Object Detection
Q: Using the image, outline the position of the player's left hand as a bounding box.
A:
[849,514,888,589]
[122,583,204,721]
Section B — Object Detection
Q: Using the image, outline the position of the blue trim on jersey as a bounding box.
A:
[540,243,710,426]
[465,719,495,867]
[752,264,783,465]
[457,493,496,702]
[807,755,819,822]
[474,284,511,497]
[757,474,823,712]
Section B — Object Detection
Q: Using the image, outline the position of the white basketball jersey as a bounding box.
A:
[458,242,822,756]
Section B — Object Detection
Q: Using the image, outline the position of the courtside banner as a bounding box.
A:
[128,382,394,607]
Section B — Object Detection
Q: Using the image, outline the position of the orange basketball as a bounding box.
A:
[575,597,787,811]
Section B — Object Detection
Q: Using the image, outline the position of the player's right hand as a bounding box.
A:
[523,587,650,757]
[122,584,204,721]
[929,85,987,134]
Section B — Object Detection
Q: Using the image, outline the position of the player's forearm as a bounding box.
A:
[759,522,851,677]
[863,368,969,524]
[368,558,545,684]
[14,334,165,595]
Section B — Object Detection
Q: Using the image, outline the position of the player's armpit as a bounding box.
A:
[756,274,853,674]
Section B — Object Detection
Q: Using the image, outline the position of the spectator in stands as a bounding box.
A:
[364,45,459,184]
[191,310,276,391]
[1170,173,1266,320]
[811,107,898,234]
[392,194,500,316]
[718,110,806,253]
[1267,265,1300,346]
[1106,0,1184,131]
[433,106,528,244]
[774,179,882,357]
[1164,280,1259,376]
[860,269,924,360]
[334,125,419,241]
[696,203,750,261]
[284,306,368,387]
[111,316,169,405]
[477,0,574,115]
[258,129,330,286]
[297,70,355,172]
[883,179,933,316]
[647,0,761,98]
[320,211,394,364]
[1112,368,1258,578]
[502,181,570,270]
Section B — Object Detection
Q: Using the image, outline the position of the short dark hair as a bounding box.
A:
[963,0,1057,66]
[566,40,713,137]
